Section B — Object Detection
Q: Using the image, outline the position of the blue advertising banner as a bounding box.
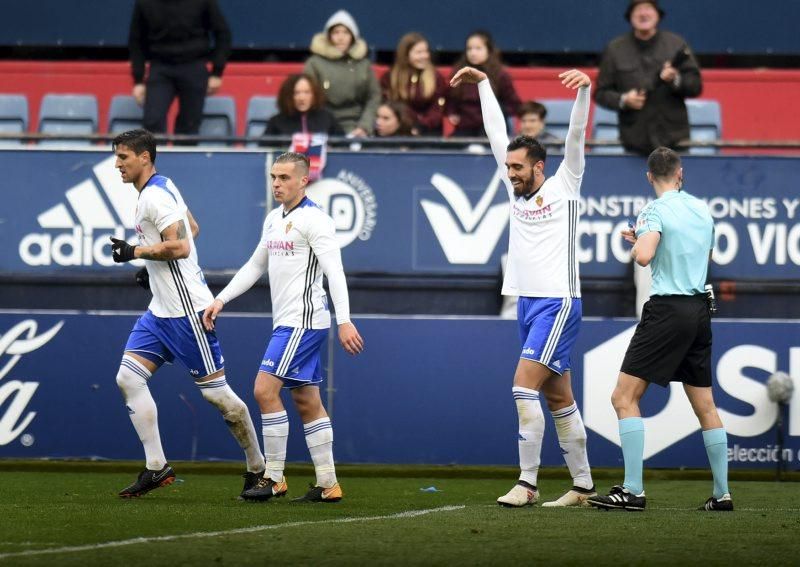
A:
[1,150,799,279]
[1,310,798,469]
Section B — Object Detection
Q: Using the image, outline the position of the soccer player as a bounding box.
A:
[450,67,595,507]
[202,152,363,503]
[109,129,263,498]
[588,148,732,512]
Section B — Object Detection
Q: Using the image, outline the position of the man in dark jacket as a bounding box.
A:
[594,0,702,155]
[129,0,231,139]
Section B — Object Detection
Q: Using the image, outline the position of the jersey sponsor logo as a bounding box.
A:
[305,170,377,248]
[267,240,295,256]
[18,156,143,268]
[420,169,509,264]
[513,203,553,222]
[0,319,63,446]
[522,347,536,356]
[552,359,562,368]
[262,359,275,368]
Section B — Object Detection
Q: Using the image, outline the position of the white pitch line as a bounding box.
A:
[0,505,465,561]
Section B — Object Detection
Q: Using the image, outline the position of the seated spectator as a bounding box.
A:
[516,101,559,144]
[262,73,344,139]
[304,10,381,137]
[446,30,520,137]
[381,32,447,136]
[374,101,415,137]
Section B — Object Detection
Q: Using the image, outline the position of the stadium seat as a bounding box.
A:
[0,94,28,146]
[38,94,98,146]
[245,96,277,146]
[199,96,236,146]
[539,99,573,140]
[590,106,624,154]
[686,99,722,155]
[108,95,143,134]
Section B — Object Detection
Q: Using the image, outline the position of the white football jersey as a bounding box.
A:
[134,174,214,318]
[259,197,340,329]
[501,162,582,298]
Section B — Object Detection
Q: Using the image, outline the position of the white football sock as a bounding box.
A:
[197,376,264,473]
[261,411,289,482]
[513,386,545,487]
[551,402,594,490]
[304,417,337,488]
[116,355,166,470]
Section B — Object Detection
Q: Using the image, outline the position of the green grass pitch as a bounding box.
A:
[0,462,798,565]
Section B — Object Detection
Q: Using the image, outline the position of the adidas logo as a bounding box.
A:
[18,156,141,267]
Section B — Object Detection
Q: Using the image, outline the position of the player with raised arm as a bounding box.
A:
[109,129,263,498]
[203,152,363,503]
[450,67,595,507]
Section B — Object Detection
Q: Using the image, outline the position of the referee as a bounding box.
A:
[588,147,732,512]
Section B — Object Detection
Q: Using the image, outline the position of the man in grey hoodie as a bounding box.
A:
[304,10,381,137]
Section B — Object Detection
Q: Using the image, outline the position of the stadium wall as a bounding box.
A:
[2,0,798,55]
[2,61,800,141]
[0,311,797,470]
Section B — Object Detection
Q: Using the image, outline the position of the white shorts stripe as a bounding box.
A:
[276,328,304,376]
[540,298,571,365]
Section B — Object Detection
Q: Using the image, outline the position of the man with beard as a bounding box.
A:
[451,67,595,508]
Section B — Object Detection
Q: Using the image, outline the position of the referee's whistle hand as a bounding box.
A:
[621,227,637,245]
[338,322,364,356]
[202,299,224,332]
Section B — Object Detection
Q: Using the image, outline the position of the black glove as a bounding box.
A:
[135,267,150,290]
[110,237,137,263]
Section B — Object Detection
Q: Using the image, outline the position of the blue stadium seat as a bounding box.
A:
[0,94,28,146]
[199,96,236,146]
[686,99,722,155]
[38,94,98,146]
[590,106,624,154]
[539,99,573,140]
[245,96,277,145]
[108,95,143,134]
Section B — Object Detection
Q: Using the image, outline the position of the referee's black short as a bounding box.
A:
[621,294,712,388]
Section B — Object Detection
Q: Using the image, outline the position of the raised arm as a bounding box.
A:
[555,70,591,196]
[450,67,513,199]
[562,70,592,178]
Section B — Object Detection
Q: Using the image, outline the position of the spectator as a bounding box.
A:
[374,101,415,137]
[381,32,448,136]
[262,73,344,139]
[304,10,381,137]
[128,0,231,140]
[595,0,702,155]
[446,31,520,137]
[516,101,559,144]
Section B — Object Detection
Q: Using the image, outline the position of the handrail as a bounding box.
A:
[4,132,800,150]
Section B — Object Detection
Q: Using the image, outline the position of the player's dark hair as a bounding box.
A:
[507,135,547,164]
[275,151,310,175]
[112,129,157,163]
[647,147,682,179]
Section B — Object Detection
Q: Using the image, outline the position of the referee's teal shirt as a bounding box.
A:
[635,189,714,296]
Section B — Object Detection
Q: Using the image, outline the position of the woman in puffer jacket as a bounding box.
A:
[303,10,381,137]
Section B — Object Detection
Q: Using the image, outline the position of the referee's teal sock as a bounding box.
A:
[619,417,645,495]
[702,428,729,498]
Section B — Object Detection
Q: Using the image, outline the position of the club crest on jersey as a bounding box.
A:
[535,195,544,207]
[285,221,293,234]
